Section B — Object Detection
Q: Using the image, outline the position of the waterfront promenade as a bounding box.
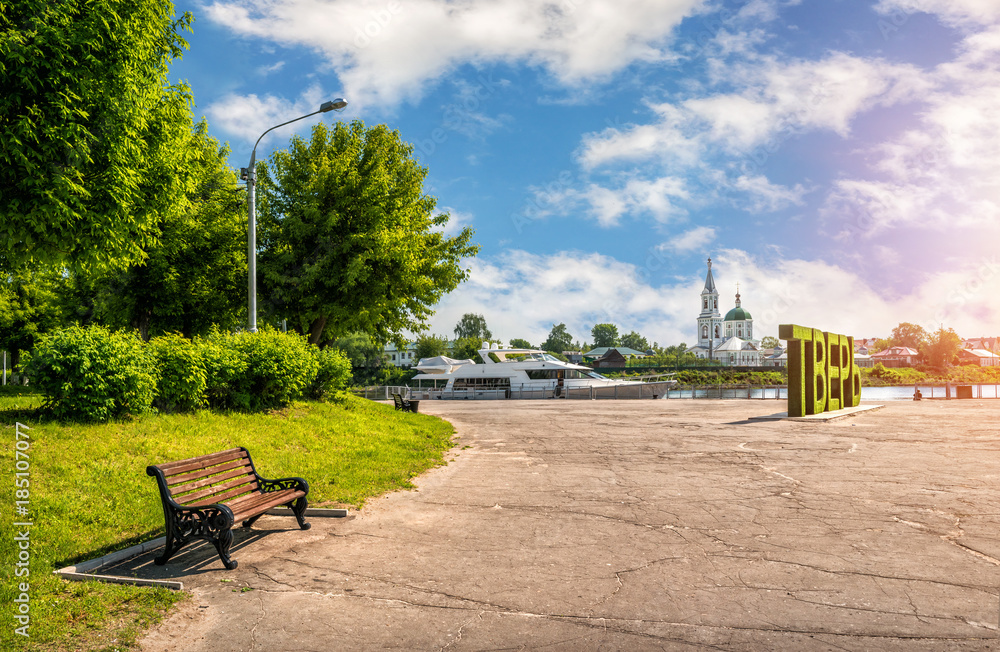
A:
[137,400,1000,650]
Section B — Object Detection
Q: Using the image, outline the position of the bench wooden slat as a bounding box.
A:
[227,487,300,511]
[185,480,260,507]
[157,449,248,476]
[178,476,258,506]
[168,466,252,496]
[165,458,253,487]
[231,490,306,522]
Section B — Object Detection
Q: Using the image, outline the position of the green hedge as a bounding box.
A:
[148,333,207,413]
[22,325,346,421]
[22,325,157,422]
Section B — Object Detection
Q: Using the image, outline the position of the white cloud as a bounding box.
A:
[435,206,474,237]
[256,61,286,75]
[820,25,1000,240]
[580,52,926,169]
[423,248,1000,346]
[203,83,334,146]
[522,176,689,227]
[876,0,1000,27]
[203,0,704,108]
[660,226,716,253]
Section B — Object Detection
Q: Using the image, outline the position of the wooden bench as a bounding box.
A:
[392,393,418,412]
[146,447,310,570]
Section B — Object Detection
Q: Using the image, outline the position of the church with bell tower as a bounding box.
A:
[688,258,763,366]
[696,258,723,348]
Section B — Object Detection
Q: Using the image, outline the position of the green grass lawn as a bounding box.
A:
[0,392,455,651]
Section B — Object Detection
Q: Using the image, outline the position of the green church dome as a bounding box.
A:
[725,306,751,321]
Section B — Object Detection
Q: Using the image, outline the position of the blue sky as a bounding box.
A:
[170,0,1000,347]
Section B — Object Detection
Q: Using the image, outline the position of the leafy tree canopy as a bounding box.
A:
[870,337,891,353]
[620,330,649,352]
[0,0,196,271]
[920,327,962,367]
[890,322,928,349]
[257,120,478,345]
[452,337,483,363]
[0,266,66,367]
[508,338,532,349]
[89,121,247,340]
[760,336,780,349]
[591,323,620,348]
[541,323,573,353]
[330,332,383,368]
[414,333,450,360]
[454,313,492,341]
[646,343,700,366]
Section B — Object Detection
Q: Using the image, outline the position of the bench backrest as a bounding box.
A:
[393,393,404,409]
[150,448,259,508]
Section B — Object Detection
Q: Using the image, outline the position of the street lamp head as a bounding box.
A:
[320,98,348,112]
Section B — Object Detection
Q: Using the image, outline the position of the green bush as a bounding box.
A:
[308,346,352,400]
[22,325,156,422]
[199,330,251,410]
[208,327,318,410]
[148,334,207,412]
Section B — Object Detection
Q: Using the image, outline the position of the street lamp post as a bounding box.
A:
[241,99,347,332]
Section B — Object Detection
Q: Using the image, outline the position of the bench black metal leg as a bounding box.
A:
[214,529,237,570]
[154,536,182,566]
[242,514,264,528]
[291,496,311,530]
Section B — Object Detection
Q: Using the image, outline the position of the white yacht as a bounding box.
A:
[409,344,675,400]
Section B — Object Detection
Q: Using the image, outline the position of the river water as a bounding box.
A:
[664,384,1000,400]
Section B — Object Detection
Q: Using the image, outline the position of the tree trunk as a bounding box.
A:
[308,316,328,346]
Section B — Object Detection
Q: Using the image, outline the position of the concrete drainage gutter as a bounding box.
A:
[52,508,349,590]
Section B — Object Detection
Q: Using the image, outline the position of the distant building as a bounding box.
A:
[957,349,1000,367]
[963,338,999,354]
[583,346,647,360]
[870,346,920,368]
[763,345,787,367]
[853,338,878,355]
[383,342,420,368]
[687,258,763,366]
[592,349,629,369]
[853,353,873,368]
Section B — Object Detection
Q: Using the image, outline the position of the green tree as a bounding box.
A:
[890,322,928,350]
[870,337,891,353]
[452,337,483,362]
[591,323,620,348]
[331,332,382,368]
[509,338,533,349]
[0,0,196,271]
[652,343,699,367]
[257,120,478,345]
[90,122,247,340]
[454,313,492,341]
[415,333,450,360]
[541,323,573,353]
[0,267,65,368]
[760,336,780,349]
[620,330,649,352]
[920,327,962,368]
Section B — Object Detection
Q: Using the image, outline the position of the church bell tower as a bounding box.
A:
[697,258,722,348]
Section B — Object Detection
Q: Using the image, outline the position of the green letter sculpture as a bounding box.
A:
[779,324,861,417]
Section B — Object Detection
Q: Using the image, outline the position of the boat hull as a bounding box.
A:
[409,380,676,400]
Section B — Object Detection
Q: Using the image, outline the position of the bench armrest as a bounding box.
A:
[255,474,310,496]
[169,503,236,535]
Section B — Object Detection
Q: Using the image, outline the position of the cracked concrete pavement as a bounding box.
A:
[123,399,1000,650]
